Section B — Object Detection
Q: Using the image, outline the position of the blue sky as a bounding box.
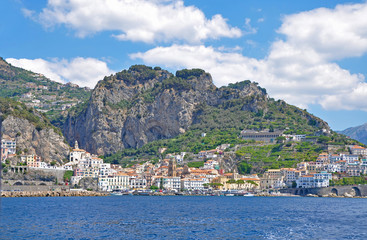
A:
[1,0,367,131]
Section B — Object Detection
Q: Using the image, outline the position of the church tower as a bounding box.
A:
[75,141,79,149]
[168,158,177,177]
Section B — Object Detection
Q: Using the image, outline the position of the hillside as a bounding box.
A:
[64,65,331,156]
[0,57,91,129]
[339,123,367,144]
[0,97,70,163]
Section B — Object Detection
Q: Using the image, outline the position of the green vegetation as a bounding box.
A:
[0,58,91,128]
[187,161,204,168]
[246,180,258,186]
[235,142,324,170]
[238,162,252,174]
[150,185,159,190]
[0,97,63,135]
[63,170,74,182]
[176,69,206,79]
[330,176,367,186]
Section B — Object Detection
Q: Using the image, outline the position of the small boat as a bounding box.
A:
[243,192,254,197]
[224,193,235,196]
[110,191,123,196]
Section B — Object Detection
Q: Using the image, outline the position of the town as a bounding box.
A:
[2,128,367,196]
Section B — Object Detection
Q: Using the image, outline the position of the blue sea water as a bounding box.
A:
[1,196,367,239]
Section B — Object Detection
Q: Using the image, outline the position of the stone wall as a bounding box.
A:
[1,184,69,192]
[280,185,367,197]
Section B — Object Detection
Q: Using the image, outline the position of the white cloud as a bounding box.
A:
[278,2,367,60]
[131,2,367,111]
[6,57,113,89]
[243,18,257,35]
[30,0,241,43]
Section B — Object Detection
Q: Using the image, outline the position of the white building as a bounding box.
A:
[314,172,332,188]
[155,177,181,191]
[181,178,205,191]
[203,160,219,170]
[341,154,359,164]
[1,137,16,155]
[296,172,331,188]
[130,177,147,190]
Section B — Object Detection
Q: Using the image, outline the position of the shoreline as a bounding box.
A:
[2,191,366,198]
[1,190,109,198]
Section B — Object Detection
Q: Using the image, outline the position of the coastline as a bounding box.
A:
[1,190,109,198]
[2,190,366,198]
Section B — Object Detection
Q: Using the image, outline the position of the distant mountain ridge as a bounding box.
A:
[339,123,367,145]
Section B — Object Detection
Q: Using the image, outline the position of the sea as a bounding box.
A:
[1,196,367,239]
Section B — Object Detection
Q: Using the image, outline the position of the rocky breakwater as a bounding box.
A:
[1,191,108,197]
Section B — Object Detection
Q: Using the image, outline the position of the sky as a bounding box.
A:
[1,0,367,131]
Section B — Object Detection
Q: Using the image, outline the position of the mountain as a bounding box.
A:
[0,97,70,163]
[339,123,367,144]
[0,57,91,129]
[63,65,331,156]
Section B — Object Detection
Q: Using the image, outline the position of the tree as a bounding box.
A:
[150,185,159,190]
[226,179,236,184]
[246,180,258,186]
[276,136,286,143]
[238,162,252,174]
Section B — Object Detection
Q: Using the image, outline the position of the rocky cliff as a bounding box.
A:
[0,98,70,163]
[64,65,329,156]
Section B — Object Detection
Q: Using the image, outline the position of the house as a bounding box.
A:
[350,145,367,156]
[1,136,16,156]
[341,154,359,164]
[202,160,219,170]
[316,153,329,165]
[280,168,297,185]
[346,165,361,177]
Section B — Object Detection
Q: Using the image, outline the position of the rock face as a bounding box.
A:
[1,115,70,163]
[0,99,70,163]
[64,65,329,155]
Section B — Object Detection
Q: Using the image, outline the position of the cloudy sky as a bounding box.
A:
[1,0,367,130]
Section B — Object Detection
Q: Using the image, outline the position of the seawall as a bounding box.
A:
[280,185,367,197]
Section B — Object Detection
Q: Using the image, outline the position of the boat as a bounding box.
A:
[133,190,152,196]
[110,190,124,196]
[224,193,235,196]
[243,192,254,197]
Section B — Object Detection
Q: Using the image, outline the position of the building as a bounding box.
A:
[350,145,367,156]
[168,158,177,177]
[314,172,332,188]
[181,178,206,191]
[130,176,147,190]
[260,176,285,190]
[296,172,331,188]
[1,136,16,154]
[154,177,181,191]
[203,160,219,170]
[240,130,283,143]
